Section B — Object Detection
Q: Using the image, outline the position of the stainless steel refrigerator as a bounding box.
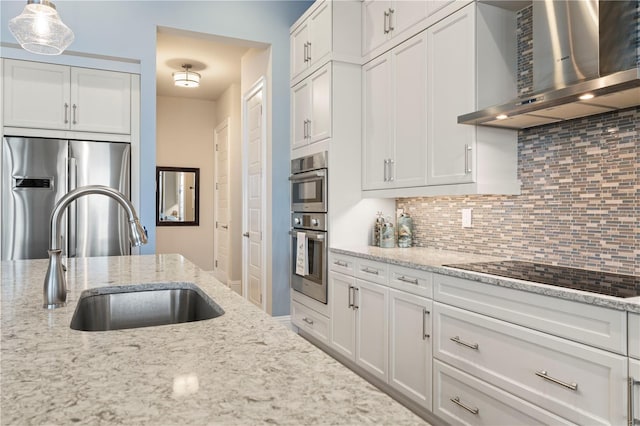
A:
[1,137,131,260]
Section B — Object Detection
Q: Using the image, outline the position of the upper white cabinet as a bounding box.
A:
[362,0,428,56]
[290,0,360,87]
[362,33,427,190]
[3,59,131,135]
[291,63,331,150]
[362,2,521,197]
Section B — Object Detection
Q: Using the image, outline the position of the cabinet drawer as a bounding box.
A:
[389,264,432,298]
[292,300,330,344]
[433,360,574,425]
[630,312,640,360]
[434,303,627,425]
[356,258,388,285]
[434,273,627,354]
[330,253,356,276]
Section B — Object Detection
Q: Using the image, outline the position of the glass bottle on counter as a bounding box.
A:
[397,212,413,248]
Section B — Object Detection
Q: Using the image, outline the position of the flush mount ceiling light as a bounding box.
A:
[9,0,74,55]
[173,64,201,88]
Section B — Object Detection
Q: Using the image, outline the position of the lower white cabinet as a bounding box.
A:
[630,358,640,426]
[389,289,432,409]
[329,271,389,382]
[433,360,573,426]
[434,302,628,425]
[291,300,330,345]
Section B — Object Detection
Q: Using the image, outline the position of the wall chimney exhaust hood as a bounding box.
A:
[458,0,639,130]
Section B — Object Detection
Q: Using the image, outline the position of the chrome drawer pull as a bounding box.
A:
[348,285,354,309]
[361,267,379,275]
[535,370,578,391]
[450,336,479,350]
[422,308,430,340]
[450,396,479,415]
[302,317,314,325]
[397,275,418,285]
[334,260,348,267]
[353,287,359,310]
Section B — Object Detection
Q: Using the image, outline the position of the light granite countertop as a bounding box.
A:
[331,246,640,313]
[1,254,428,425]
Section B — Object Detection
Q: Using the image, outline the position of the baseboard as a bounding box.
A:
[228,280,241,295]
[273,315,293,331]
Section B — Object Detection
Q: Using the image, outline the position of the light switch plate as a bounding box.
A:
[462,208,472,228]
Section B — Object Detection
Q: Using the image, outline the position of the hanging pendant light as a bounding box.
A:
[9,0,74,55]
[173,64,201,88]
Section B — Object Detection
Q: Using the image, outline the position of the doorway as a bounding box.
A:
[242,78,266,310]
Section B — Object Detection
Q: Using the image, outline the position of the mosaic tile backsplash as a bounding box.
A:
[398,108,639,276]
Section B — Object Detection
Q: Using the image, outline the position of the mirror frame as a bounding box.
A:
[156,166,200,227]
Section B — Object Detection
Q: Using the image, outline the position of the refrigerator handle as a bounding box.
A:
[68,157,78,258]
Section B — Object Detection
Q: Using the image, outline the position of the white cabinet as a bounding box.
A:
[291,63,331,150]
[291,0,332,83]
[361,0,428,56]
[389,289,432,409]
[631,358,640,426]
[362,32,427,190]
[426,4,475,185]
[291,300,330,345]
[3,59,131,135]
[328,270,389,382]
[630,312,640,359]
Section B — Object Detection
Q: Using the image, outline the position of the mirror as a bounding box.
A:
[156,167,199,226]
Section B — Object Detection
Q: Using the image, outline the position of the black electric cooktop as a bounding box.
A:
[444,260,640,299]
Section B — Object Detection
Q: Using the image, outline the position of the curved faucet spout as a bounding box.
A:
[44,185,147,309]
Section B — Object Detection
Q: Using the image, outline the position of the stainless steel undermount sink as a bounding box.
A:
[70,283,224,331]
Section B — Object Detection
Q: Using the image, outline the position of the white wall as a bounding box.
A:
[215,83,242,283]
[156,96,216,270]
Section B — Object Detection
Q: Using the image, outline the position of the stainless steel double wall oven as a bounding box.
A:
[290,152,328,304]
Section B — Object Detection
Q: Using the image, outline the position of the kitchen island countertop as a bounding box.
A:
[1,254,427,425]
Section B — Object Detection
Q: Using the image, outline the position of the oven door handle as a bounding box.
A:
[288,169,326,181]
[289,230,326,241]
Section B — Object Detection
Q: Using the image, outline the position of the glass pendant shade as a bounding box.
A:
[9,0,74,55]
[173,65,201,88]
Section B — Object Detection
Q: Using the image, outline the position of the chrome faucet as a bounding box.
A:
[43,185,147,309]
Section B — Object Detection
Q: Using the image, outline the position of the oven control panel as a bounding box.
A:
[291,212,327,231]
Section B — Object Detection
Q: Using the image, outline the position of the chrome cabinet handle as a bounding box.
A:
[535,370,578,391]
[422,308,430,340]
[307,41,311,62]
[302,317,314,325]
[303,42,309,63]
[388,8,395,31]
[450,336,479,350]
[450,396,479,415]
[64,103,69,124]
[361,267,379,275]
[72,104,77,125]
[348,285,354,308]
[383,159,388,182]
[388,159,394,182]
[464,144,472,174]
[307,119,311,138]
[397,275,418,285]
[303,119,307,139]
[383,10,390,34]
[334,260,348,267]
[353,287,359,309]
[629,377,640,426]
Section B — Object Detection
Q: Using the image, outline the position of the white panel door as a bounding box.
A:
[329,272,356,361]
[427,4,476,185]
[391,32,428,188]
[245,88,264,308]
[308,0,332,70]
[389,289,432,409]
[355,279,389,382]
[290,20,310,82]
[362,54,392,190]
[291,79,310,150]
[308,63,331,144]
[362,0,392,55]
[71,68,131,134]
[3,59,70,130]
[214,119,230,285]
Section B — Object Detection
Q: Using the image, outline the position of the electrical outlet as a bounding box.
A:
[462,208,472,228]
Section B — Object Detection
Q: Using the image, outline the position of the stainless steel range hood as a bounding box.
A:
[459,0,639,130]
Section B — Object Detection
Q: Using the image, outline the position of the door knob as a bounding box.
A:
[243,232,249,237]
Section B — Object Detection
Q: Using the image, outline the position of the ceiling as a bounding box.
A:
[156,27,268,101]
